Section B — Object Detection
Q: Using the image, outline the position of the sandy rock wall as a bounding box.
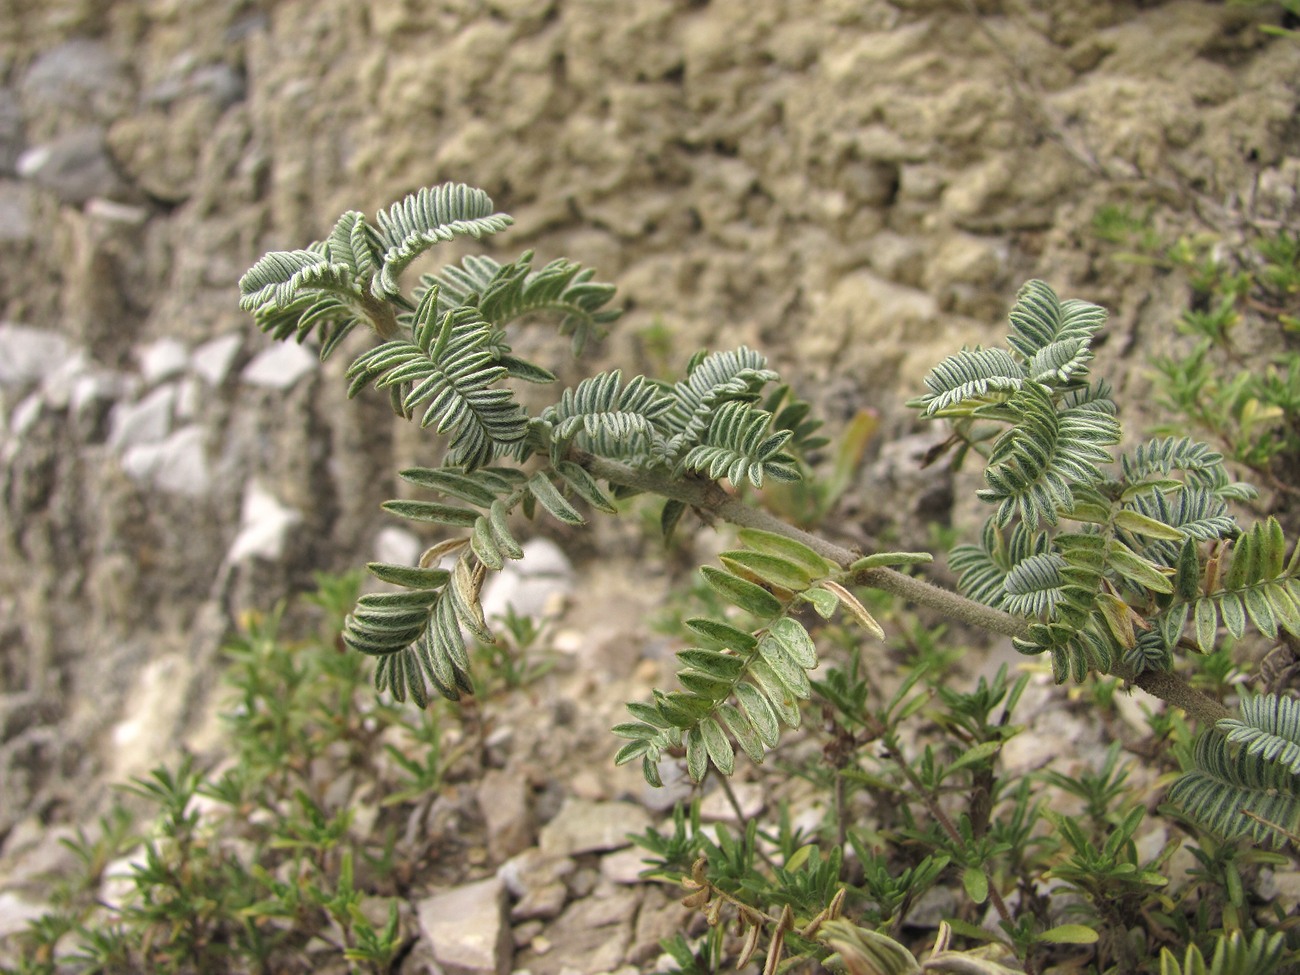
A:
[0,0,1296,830]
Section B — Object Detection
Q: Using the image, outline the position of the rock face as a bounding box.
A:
[0,0,1295,879]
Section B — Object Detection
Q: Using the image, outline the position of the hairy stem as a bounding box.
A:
[359,291,401,339]
[574,451,1231,726]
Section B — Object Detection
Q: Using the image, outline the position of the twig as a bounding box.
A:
[573,450,1232,727]
[714,771,778,870]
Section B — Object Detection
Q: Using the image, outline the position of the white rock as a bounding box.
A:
[699,782,764,823]
[107,654,193,778]
[137,338,189,384]
[20,40,131,123]
[16,129,127,204]
[68,369,130,414]
[374,526,423,568]
[538,798,651,858]
[510,879,569,922]
[0,323,71,388]
[190,334,242,386]
[38,349,90,408]
[0,891,48,938]
[416,876,513,975]
[1000,711,1096,776]
[1111,686,1157,736]
[226,481,302,563]
[600,846,653,885]
[639,759,694,813]
[1133,825,1169,866]
[480,538,575,621]
[522,883,638,973]
[0,183,33,243]
[9,393,42,437]
[1259,868,1300,906]
[562,881,637,929]
[497,848,575,899]
[120,425,209,496]
[85,198,149,226]
[906,885,959,928]
[174,378,202,422]
[241,342,317,390]
[108,383,176,448]
[514,537,572,578]
[99,849,147,913]
[477,768,535,862]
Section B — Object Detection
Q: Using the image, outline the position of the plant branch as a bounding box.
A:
[880,727,1027,971]
[359,291,401,339]
[572,450,1231,726]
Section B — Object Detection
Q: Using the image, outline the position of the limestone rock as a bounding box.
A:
[1259,869,1300,909]
[240,342,317,390]
[0,183,32,244]
[499,848,576,895]
[16,129,128,204]
[805,271,943,390]
[599,846,652,886]
[69,369,131,440]
[373,526,423,568]
[510,877,569,923]
[35,350,92,411]
[1000,710,1103,777]
[83,198,149,227]
[637,759,695,814]
[106,653,195,778]
[174,377,202,421]
[108,383,176,449]
[227,481,302,563]
[144,62,246,112]
[904,885,959,929]
[0,324,72,389]
[924,232,1009,318]
[514,881,640,975]
[416,876,513,975]
[476,767,535,862]
[499,848,575,922]
[98,850,146,914]
[190,334,243,387]
[538,798,652,858]
[862,431,955,530]
[480,538,575,623]
[0,819,80,901]
[0,726,80,841]
[6,393,42,440]
[698,781,764,823]
[137,338,189,385]
[0,890,48,939]
[626,886,693,966]
[19,40,132,131]
[120,425,210,496]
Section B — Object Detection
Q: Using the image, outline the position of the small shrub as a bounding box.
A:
[227,182,1300,971]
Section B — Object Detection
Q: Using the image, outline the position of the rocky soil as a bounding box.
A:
[0,0,1297,971]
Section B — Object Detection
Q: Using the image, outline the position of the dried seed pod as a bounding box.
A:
[681,886,710,910]
[691,856,709,887]
[737,918,763,970]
